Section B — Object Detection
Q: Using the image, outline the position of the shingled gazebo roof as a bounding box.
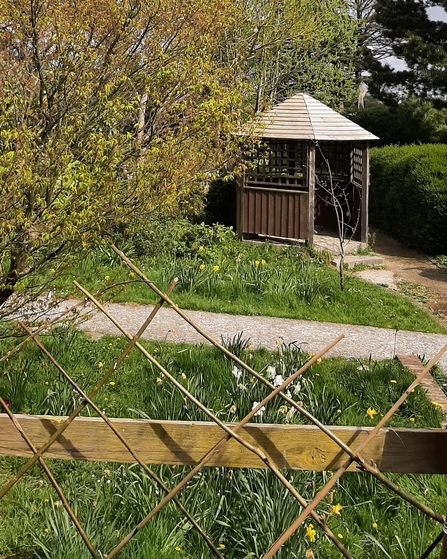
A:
[251,93,379,142]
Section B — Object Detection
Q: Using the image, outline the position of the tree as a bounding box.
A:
[351,95,447,145]
[0,0,360,316]
[0,0,246,312]
[219,0,358,111]
[346,0,393,80]
[369,0,447,104]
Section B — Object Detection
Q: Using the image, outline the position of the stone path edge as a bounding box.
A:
[50,300,447,373]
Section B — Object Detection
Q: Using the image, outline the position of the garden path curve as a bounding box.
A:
[52,299,447,373]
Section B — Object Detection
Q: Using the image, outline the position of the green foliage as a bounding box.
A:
[0,0,247,310]
[46,221,446,333]
[370,0,447,103]
[370,144,447,254]
[351,96,447,146]
[222,0,357,111]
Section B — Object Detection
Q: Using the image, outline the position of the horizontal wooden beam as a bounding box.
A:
[0,415,446,474]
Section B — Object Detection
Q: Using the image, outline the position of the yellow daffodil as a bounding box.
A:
[366,407,378,419]
[44,528,49,534]
[390,379,397,384]
[105,275,110,281]
[175,547,181,552]
[97,362,104,368]
[198,246,204,252]
[181,373,187,380]
[410,417,415,422]
[219,544,226,549]
[337,534,343,539]
[337,409,342,414]
[306,524,316,542]
[331,504,343,516]
[109,381,115,386]
[129,272,135,278]
[316,358,322,364]
[261,259,266,265]
[199,264,205,270]
[372,522,378,529]
[213,265,219,273]
[255,260,260,267]
[432,401,444,408]
[50,268,56,275]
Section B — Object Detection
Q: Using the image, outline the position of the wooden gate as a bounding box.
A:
[1,246,447,559]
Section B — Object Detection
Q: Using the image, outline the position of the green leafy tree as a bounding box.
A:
[0,0,246,311]
[346,0,393,81]
[219,0,358,111]
[369,0,447,104]
[351,95,447,144]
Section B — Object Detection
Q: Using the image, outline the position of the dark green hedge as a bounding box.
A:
[370,144,447,254]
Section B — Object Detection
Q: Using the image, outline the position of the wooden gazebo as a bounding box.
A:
[237,93,378,245]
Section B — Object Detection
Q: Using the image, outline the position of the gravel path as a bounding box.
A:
[52,299,447,372]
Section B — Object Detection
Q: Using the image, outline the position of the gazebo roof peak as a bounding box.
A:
[251,93,379,142]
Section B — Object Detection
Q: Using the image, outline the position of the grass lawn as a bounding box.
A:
[0,329,445,558]
[43,221,446,334]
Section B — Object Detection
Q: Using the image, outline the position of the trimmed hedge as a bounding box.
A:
[370,144,447,254]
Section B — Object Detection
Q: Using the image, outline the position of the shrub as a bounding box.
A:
[203,178,237,228]
[370,144,447,254]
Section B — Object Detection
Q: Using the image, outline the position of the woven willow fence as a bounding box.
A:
[1,244,447,559]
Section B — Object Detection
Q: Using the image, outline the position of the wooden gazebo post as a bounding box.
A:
[361,142,370,244]
[307,142,316,246]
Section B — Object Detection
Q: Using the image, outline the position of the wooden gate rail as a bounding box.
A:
[1,415,446,474]
[74,279,352,558]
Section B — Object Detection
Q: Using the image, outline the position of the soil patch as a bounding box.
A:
[368,233,447,327]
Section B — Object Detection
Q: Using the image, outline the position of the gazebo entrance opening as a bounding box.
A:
[314,141,362,242]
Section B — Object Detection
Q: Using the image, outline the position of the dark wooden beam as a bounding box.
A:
[0,415,446,474]
[361,142,369,244]
[307,142,315,245]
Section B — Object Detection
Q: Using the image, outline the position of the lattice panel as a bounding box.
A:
[351,142,363,187]
[247,139,307,189]
[315,141,352,180]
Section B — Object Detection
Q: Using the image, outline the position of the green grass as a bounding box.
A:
[43,221,446,334]
[0,329,446,558]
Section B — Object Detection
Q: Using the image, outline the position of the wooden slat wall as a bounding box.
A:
[243,187,308,240]
[1,415,446,474]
